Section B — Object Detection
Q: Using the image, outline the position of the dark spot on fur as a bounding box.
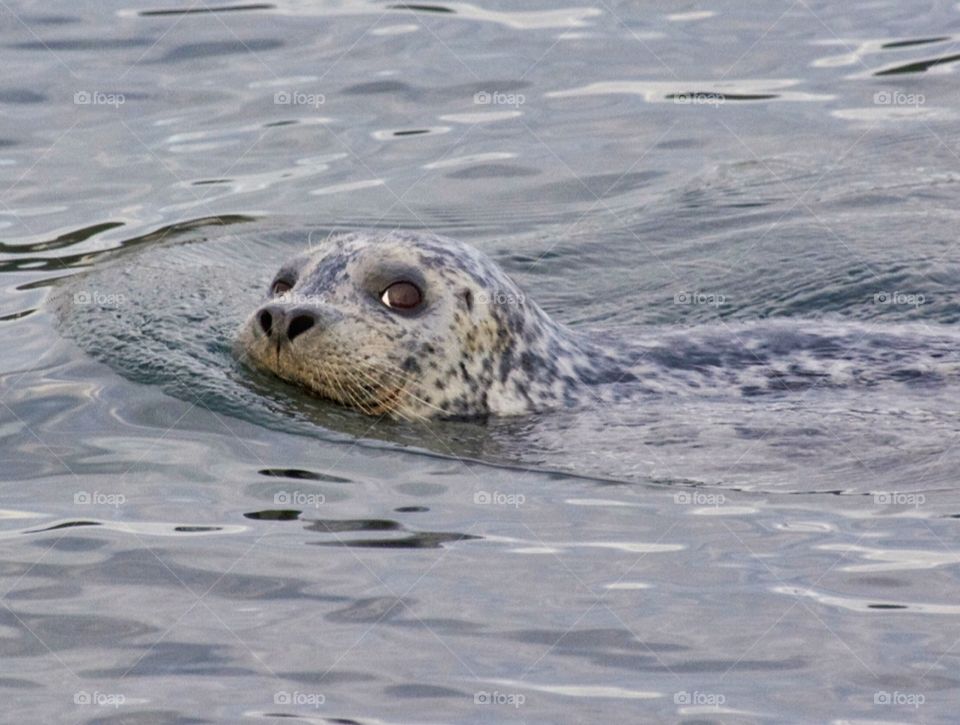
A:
[520,351,538,374]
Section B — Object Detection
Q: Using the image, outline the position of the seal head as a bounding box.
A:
[236,231,623,419]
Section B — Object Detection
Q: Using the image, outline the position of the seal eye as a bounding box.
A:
[271,279,292,296]
[380,281,423,310]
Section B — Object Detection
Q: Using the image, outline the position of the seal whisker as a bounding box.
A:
[325,363,353,408]
[359,367,429,423]
[351,363,434,421]
[339,366,405,418]
[366,364,450,420]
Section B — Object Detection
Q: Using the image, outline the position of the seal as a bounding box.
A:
[235,230,634,420]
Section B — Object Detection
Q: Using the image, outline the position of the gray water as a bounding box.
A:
[3,1,960,722]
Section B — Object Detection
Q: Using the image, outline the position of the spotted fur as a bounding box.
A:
[235,231,631,419]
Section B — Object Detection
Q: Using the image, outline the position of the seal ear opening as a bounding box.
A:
[461,288,474,312]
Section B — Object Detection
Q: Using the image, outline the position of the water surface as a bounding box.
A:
[3,0,960,722]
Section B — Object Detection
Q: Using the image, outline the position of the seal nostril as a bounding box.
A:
[286,314,315,342]
[258,310,273,336]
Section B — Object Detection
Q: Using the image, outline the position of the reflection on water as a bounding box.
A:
[3,0,960,722]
